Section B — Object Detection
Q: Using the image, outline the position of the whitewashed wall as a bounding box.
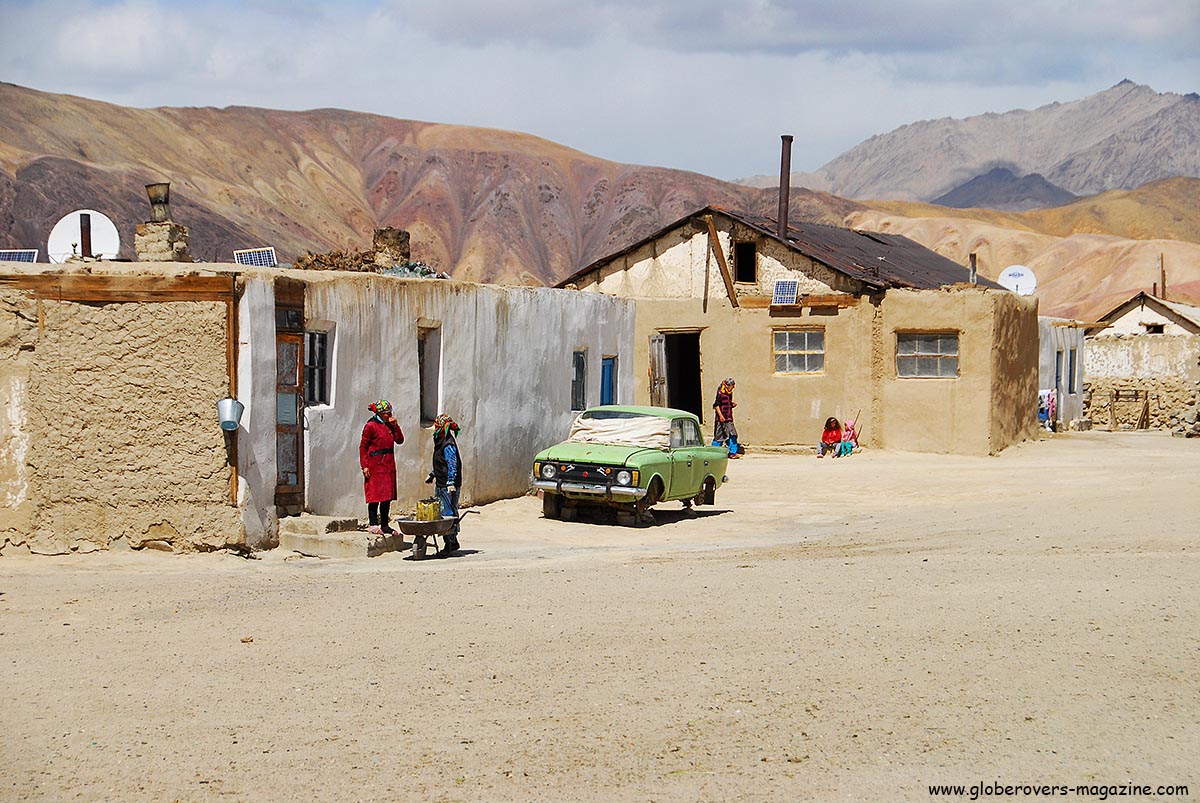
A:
[1038,317,1086,425]
[236,277,279,548]
[295,275,634,518]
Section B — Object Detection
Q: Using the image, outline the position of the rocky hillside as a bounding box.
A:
[849,178,1200,320]
[0,82,858,285]
[741,81,1200,203]
[931,168,1077,211]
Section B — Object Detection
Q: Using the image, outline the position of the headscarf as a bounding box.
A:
[719,377,735,394]
[434,413,460,437]
[368,399,392,416]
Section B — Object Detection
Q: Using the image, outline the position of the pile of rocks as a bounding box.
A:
[293,248,376,272]
[1169,404,1200,437]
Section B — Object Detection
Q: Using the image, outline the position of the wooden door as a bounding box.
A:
[275,332,304,509]
[648,334,667,407]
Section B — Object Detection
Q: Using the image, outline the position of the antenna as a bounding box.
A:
[47,209,121,263]
[997,264,1038,296]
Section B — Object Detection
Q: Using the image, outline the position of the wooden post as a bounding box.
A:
[1109,389,1115,430]
[1161,253,1167,300]
[702,215,738,308]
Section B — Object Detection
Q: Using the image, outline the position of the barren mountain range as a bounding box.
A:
[740,80,1200,205]
[1,81,1198,320]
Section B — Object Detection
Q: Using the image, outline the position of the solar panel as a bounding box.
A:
[772,279,799,305]
[0,249,38,263]
[233,247,278,267]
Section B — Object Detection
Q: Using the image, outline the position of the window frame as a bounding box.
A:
[571,349,588,412]
[895,331,960,379]
[732,241,757,284]
[417,325,442,426]
[302,327,332,407]
[772,327,826,375]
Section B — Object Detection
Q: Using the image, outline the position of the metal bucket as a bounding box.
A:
[216,397,244,431]
[416,498,441,522]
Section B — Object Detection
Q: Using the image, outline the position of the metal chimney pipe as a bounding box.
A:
[79,212,93,258]
[777,135,793,239]
[1160,253,1167,300]
[969,252,978,284]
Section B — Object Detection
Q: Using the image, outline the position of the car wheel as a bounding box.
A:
[696,477,716,506]
[635,479,663,525]
[542,492,561,519]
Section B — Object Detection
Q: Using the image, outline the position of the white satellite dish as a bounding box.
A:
[997,264,1037,296]
[46,209,121,263]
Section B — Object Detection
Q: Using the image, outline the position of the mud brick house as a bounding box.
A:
[1083,291,1200,430]
[0,263,633,554]
[558,207,1039,456]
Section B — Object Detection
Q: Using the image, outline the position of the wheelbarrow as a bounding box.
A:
[394,512,473,559]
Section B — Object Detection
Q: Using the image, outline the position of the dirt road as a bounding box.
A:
[1,432,1197,801]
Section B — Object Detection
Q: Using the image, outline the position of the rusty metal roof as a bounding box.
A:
[559,206,1001,292]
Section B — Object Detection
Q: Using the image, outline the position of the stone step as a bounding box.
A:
[279,529,407,559]
[277,515,362,537]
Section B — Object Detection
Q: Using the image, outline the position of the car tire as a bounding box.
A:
[542,492,561,519]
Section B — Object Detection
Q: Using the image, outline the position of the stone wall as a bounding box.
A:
[1083,334,1200,430]
[0,291,242,554]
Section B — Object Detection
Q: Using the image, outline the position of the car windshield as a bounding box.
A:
[568,411,672,448]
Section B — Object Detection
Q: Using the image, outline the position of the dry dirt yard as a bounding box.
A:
[1,432,1197,802]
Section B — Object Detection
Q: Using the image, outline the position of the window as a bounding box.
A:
[417,326,442,424]
[303,330,330,406]
[670,418,703,448]
[733,241,757,283]
[571,350,587,411]
[896,333,959,378]
[600,356,617,405]
[773,329,825,374]
[1068,348,1078,394]
[1144,323,1165,334]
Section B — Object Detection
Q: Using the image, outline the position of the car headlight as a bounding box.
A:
[540,463,558,480]
[615,470,632,485]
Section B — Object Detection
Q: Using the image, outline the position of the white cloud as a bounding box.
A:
[1,0,1196,178]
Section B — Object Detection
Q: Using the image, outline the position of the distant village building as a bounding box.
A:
[0,264,633,555]
[1038,317,1088,431]
[1083,291,1200,431]
[559,207,1040,456]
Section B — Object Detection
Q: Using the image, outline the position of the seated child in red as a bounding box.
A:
[818,417,842,458]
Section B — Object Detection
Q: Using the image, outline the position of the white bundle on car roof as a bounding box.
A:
[568,412,671,449]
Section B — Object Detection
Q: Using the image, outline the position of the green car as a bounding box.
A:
[532,405,730,525]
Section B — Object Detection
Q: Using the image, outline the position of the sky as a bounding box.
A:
[1,0,1198,179]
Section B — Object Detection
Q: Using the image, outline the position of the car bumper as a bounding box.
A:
[532,479,647,500]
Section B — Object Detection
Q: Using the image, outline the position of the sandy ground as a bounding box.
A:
[1,432,1197,802]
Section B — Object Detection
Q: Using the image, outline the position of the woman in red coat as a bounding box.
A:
[360,399,404,534]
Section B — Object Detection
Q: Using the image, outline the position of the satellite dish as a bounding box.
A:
[997,264,1037,296]
[46,209,121,263]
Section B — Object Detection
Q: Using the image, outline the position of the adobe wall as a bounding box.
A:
[877,288,1037,455]
[1082,334,1200,429]
[299,274,635,518]
[0,289,242,555]
[626,297,878,450]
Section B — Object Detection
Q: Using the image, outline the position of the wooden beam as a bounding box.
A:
[702,215,738,308]
[0,273,236,303]
[802,294,859,308]
[739,296,772,309]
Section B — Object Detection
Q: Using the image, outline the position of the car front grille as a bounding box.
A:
[551,462,620,484]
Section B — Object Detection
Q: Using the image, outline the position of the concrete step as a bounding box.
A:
[277,515,362,537]
[279,529,407,559]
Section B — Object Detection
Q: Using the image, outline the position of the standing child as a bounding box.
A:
[430,413,464,557]
[359,399,404,534]
[818,417,842,458]
[712,377,741,458]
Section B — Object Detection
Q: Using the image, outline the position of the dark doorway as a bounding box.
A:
[664,332,702,420]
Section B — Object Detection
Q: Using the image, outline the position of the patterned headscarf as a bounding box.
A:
[368,399,392,416]
[434,413,460,437]
[720,377,735,393]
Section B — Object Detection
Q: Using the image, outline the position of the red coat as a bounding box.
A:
[360,417,404,503]
[821,427,842,446]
